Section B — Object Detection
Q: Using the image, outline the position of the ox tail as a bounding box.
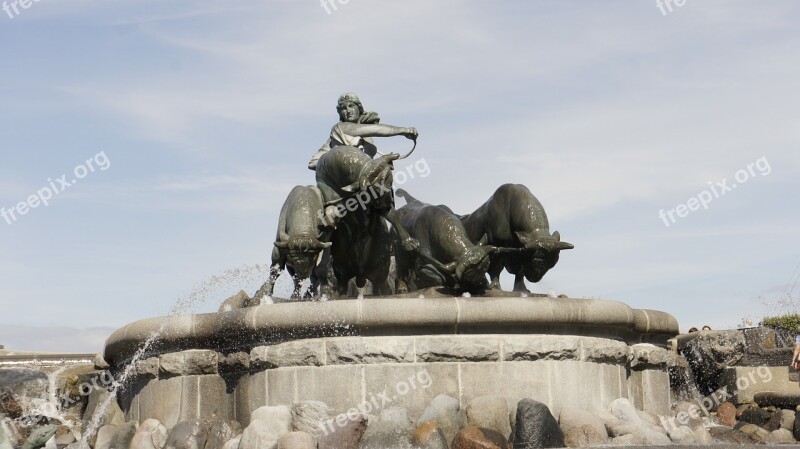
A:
[395,188,422,205]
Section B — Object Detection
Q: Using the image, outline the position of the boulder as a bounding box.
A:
[708,426,757,444]
[466,396,511,438]
[766,410,784,431]
[276,432,315,449]
[164,420,209,449]
[358,420,412,449]
[205,420,235,449]
[411,421,448,449]
[795,411,800,440]
[111,421,139,449]
[607,399,669,446]
[240,407,292,449]
[130,419,168,449]
[557,408,608,448]
[736,403,756,418]
[452,426,509,449]
[766,428,796,444]
[511,399,563,449]
[781,409,796,431]
[417,394,465,444]
[681,330,745,395]
[738,423,770,444]
[1,423,13,449]
[292,401,330,439]
[716,402,737,427]
[221,435,240,449]
[21,425,58,449]
[94,424,121,449]
[693,425,713,444]
[739,407,772,426]
[318,413,367,449]
[667,425,697,444]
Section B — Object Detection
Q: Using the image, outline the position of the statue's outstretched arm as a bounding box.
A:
[338,122,417,140]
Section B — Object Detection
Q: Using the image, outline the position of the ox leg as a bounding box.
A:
[254,263,283,300]
[513,274,531,293]
[487,257,504,291]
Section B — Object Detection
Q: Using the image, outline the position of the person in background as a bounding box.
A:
[792,335,800,370]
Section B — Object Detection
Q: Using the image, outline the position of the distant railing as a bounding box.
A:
[0,353,95,366]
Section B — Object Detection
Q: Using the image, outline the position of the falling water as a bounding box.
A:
[76,263,273,449]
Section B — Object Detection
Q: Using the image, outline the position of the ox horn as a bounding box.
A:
[314,240,333,250]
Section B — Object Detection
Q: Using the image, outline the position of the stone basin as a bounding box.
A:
[104,295,679,428]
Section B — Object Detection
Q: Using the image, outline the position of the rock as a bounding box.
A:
[21,425,59,449]
[610,433,642,445]
[318,413,367,449]
[94,353,111,370]
[217,352,250,374]
[512,398,563,449]
[159,350,218,377]
[767,428,796,444]
[673,401,704,429]
[291,401,330,439]
[781,409,796,431]
[164,420,209,449]
[417,394,465,444]
[1,423,13,449]
[130,419,168,449]
[0,369,48,400]
[112,421,139,449]
[94,424,121,449]
[219,290,259,312]
[739,407,772,426]
[558,408,608,448]
[765,405,778,413]
[380,406,412,426]
[0,392,24,419]
[466,396,511,438]
[411,421,448,449]
[716,402,737,427]
[136,358,160,378]
[596,411,619,431]
[766,410,784,431]
[736,403,756,418]
[240,407,292,449]
[358,420,412,449]
[708,426,756,444]
[794,411,800,441]
[607,399,669,446]
[738,423,770,444]
[693,425,713,444]
[452,426,509,449]
[206,420,235,449]
[222,435,240,449]
[667,425,697,444]
[276,432,315,449]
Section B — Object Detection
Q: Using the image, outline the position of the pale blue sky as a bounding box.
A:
[1,0,798,352]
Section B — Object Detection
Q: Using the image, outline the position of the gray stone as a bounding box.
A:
[380,406,412,426]
[766,428,796,444]
[219,290,259,312]
[218,352,250,374]
[608,399,670,446]
[512,398,563,449]
[241,406,292,449]
[221,435,240,449]
[466,396,511,438]
[628,344,675,370]
[580,339,629,364]
[276,432,315,449]
[164,420,209,449]
[411,421,448,449]
[452,426,509,449]
[417,337,499,362]
[0,423,13,449]
[708,426,756,444]
[417,394,465,444]
[557,408,608,447]
[292,401,331,438]
[502,336,580,362]
[739,407,772,426]
[318,413,367,449]
[667,425,697,444]
[781,409,795,431]
[94,424,121,449]
[136,358,160,378]
[251,342,324,369]
[693,425,713,444]
[327,338,414,364]
[205,420,235,449]
[738,423,770,444]
[130,419,168,449]
[159,351,218,377]
[111,421,139,449]
[95,354,111,370]
[358,421,412,449]
[0,369,48,399]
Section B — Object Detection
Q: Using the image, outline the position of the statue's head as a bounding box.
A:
[337,92,364,123]
[275,236,331,278]
[451,235,496,290]
[516,231,573,282]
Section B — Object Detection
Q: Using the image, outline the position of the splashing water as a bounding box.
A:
[77,263,272,449]
[462,292,471,298]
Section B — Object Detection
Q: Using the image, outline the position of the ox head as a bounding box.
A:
[349,153,399,211]
[442,234,497,290]
[515,230,573,283]
[274,234,332,278]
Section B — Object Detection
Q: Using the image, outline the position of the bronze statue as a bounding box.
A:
[459,184,573,292]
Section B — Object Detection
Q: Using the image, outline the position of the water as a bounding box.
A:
[76,263,276,449]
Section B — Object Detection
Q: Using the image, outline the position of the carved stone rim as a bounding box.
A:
[103,296,679,366]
